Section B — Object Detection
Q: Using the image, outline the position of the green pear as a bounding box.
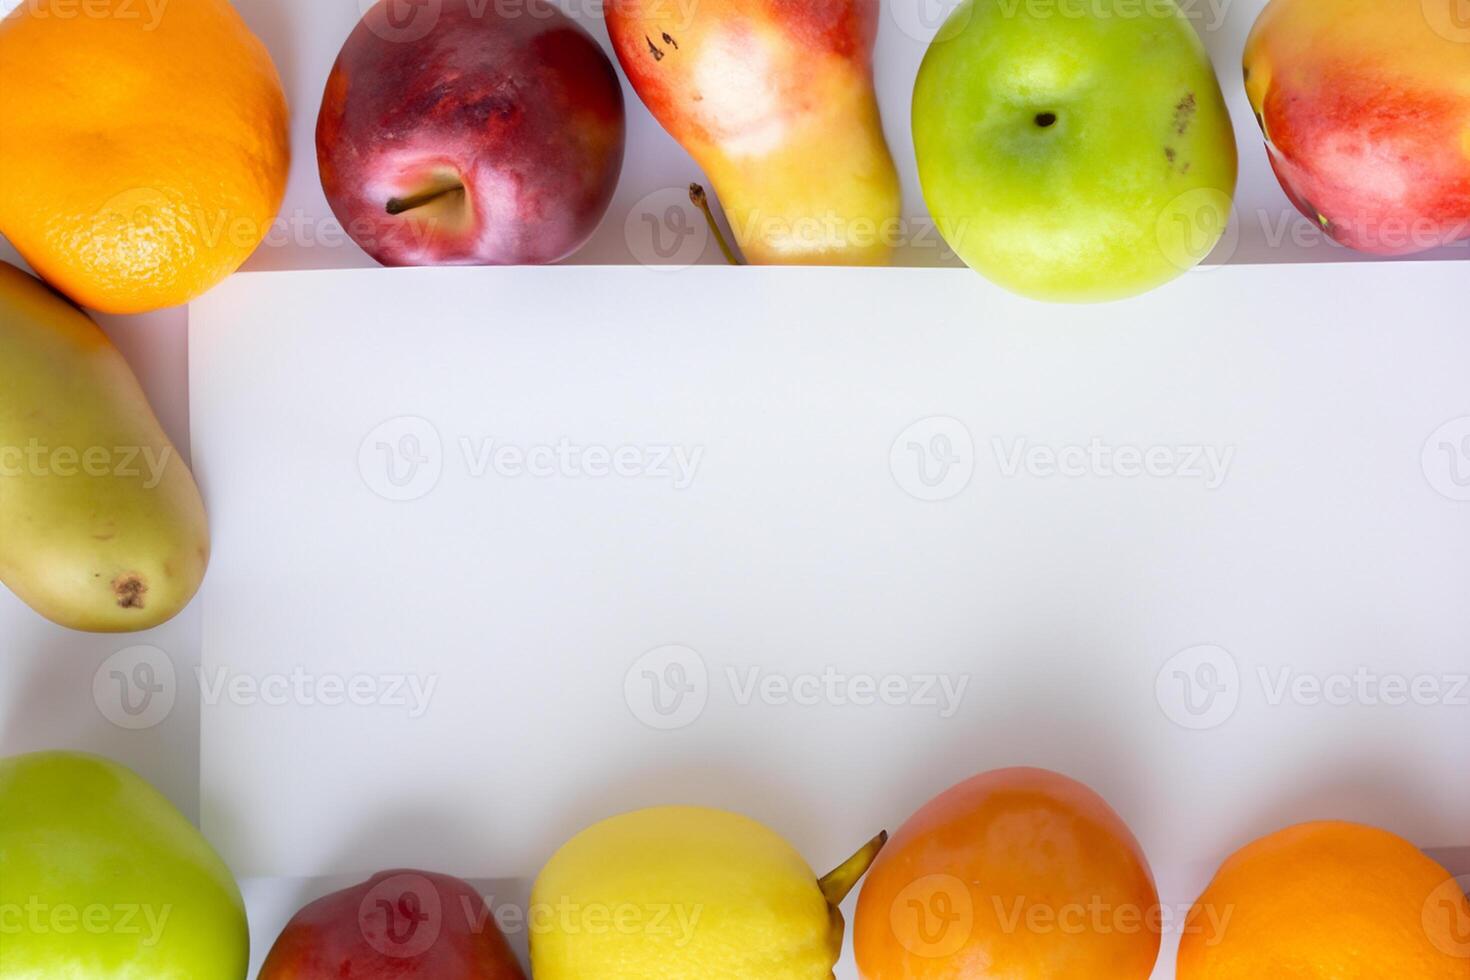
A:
[0,751,249,979]
[913,0,1239,302]
[0,261,208,631]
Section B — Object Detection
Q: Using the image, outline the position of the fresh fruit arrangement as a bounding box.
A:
[0,0,289,315]
[605,0,903,266]
[1243,0,1470,256]
[0,752,249,978]
[0,262,209,632]
[912,0,1239,301]
[317,0,626,267]
[258,870,525,978]
[1178,821,1470,979]
[529,807,886,978]
[854,768,1163,978]
[5,753,1465,978]
[0,1,1466,979]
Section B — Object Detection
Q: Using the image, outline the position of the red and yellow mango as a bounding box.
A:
[1244,0,1470,255]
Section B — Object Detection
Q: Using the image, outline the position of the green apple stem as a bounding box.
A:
[386,184,464,216]
[689,183,744,266]
[818,830,888,907]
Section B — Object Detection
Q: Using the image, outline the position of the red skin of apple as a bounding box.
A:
[317,0,625,266]
[258,869,525,978]
[1244,0,1470,256]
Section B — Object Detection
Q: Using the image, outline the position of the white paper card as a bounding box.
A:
[192,264,1470,915]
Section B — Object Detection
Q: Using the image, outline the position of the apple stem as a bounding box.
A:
[689,183,744,266]
[818,830,888,907]
[386,184,464,216]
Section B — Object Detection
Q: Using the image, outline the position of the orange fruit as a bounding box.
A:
[0,0,289,314]
[854,767,1162,978]
[1179,821,1470,979]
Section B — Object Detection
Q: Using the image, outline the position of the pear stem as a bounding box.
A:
[819,830,889,907]
[689,183,744,266]
[386,184,464,216]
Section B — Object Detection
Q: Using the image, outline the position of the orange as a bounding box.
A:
[1179,821,1470,979]
[0,0,289,314]
[854,767,1162,978]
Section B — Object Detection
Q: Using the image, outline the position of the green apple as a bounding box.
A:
[0,752,248,979]
[914,0,1238,302]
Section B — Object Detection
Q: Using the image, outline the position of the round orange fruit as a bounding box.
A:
[854,767,1162,978]
[1179,821,1470,979]
[0,0,289,314]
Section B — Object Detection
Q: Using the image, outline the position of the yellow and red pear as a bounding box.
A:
[606,0,902,265]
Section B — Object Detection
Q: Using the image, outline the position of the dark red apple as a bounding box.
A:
[317,0,625,266]
[258,869,525,978]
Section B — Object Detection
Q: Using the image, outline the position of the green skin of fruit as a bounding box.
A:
[0,261,209,632]
[0,752,248,979]
[914,0,1239,302]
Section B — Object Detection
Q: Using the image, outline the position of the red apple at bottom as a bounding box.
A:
[258,869,525,978]
[317,0,625,266]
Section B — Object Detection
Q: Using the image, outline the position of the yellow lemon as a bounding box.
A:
[531,806,885,979]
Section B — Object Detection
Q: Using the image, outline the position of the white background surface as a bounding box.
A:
[2,0,1468,977]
